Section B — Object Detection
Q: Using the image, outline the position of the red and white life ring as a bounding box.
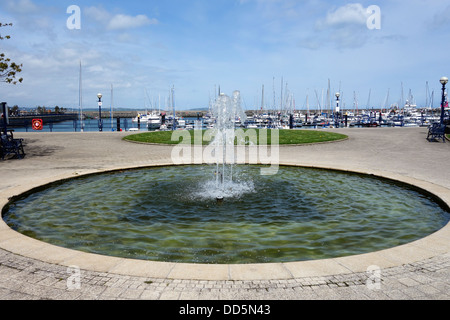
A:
[32,119,43,131]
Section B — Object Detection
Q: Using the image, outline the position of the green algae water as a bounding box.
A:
[3,165,449,264]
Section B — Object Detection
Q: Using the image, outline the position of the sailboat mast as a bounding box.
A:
[384,89,390,110]
[280,77,284,112]
[431,91,434,109]
[327,79,331,116]
[306,93,309,117]
[367,89,371,110]
[79,60,83,132]
[261,84,264,114]
[272,77,275,112]
[314,90,320,114]
[172,85,176,131]
[401,82,404,108]
[321,89,324,114]
[354,91,358,115]
[110,84,113,131]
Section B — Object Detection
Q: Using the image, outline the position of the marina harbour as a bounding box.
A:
[8,105,449,133]
[10,117,138,133]
[2,0,450,304]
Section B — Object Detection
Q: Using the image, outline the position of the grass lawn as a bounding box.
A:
[124,129,348,145]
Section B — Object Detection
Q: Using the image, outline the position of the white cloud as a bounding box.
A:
[85,6,158,31]
[317,3,369,29]
[84,6,111,24]
[5,0,38,14]
[107,14,157,30]
[308,3,381,50]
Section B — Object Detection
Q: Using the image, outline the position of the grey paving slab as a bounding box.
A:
[0,128,449,300]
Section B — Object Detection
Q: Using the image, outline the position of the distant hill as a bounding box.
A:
[187,107,209,111]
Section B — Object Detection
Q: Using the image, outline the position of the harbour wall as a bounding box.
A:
[7,114,79,127]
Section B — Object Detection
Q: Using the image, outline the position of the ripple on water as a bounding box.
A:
[3,165,450,264]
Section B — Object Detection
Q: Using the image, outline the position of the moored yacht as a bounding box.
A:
[147,113,162,130]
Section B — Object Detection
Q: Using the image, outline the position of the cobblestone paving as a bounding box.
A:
[0,248,448,300]
[1,129,449,301]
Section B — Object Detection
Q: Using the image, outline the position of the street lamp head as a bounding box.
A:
[97,93,103,100]
[335,92,340,99]
[440,77,448,85]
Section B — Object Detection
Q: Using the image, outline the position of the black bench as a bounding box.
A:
[427,123,447,143]
[0,131,25,160]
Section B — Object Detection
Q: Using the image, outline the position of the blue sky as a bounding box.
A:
[0,0,449,111]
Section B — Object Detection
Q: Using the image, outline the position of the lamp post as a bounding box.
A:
[1,102,8,135]
[97,93,103,132]
[335,92,340,128]
[440,77,448,125]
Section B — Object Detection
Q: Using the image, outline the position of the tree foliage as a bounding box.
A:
[0,22,23,85]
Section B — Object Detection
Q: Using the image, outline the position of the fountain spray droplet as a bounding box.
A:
[211,90,246,198]
[190,89,252,203]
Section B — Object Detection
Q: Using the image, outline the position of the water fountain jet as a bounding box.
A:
[210,90,247,201]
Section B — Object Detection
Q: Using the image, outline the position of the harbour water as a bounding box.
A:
[10,118,145,133]
[6,107,448,133]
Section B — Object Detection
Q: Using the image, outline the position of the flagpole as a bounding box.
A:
[79,60,84,132]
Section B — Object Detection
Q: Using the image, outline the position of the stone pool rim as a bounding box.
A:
[1,163,450,281]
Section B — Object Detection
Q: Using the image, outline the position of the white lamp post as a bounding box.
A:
[335,92,341,128]
[97,93,103,132]
[440,77,448,125]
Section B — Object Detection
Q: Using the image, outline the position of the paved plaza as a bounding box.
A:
[0,127,449,300]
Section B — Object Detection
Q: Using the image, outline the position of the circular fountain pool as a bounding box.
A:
[3,165,449,264]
